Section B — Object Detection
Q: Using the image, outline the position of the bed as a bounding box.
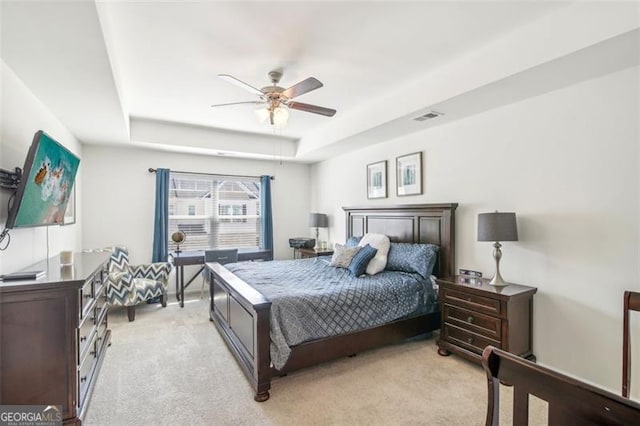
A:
[207,203,457,401]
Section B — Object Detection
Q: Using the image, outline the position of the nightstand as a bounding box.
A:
[296,248,334,259]
[436,275,537,365]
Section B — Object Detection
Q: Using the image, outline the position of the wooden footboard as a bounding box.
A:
[207,262,272,401]
[208,262,441,402]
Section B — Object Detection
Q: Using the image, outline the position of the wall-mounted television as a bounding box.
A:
[5,131,80,229]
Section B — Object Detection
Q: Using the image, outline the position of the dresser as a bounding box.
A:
[0,252,111,425]
[436,275,537,364]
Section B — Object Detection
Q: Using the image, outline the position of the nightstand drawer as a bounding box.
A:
[444,304,501,340]
[441,288,501,316]
[443,323,500,354]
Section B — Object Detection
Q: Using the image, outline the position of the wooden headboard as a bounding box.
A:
[343,203,457,278]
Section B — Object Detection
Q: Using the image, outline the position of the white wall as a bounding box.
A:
[310,67,640,395]
[0,61,83,275]
[82,145,310,267]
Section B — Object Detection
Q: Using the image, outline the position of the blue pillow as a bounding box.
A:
[348,244,378,277]
[385,243,439,279]
[345,236,362,248]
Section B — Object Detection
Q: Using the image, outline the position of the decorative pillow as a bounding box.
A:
[330,243,362,268]
[358,233,390,275]
[385,243,440,279]
[348,244,378,277]
[345,236,362,248]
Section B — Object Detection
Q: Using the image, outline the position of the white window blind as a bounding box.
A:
[168,172,261,251]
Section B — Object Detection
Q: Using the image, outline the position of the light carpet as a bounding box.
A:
[85,294,547,425]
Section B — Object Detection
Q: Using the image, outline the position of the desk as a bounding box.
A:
[170,248,272,307]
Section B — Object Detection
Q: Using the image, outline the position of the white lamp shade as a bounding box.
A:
[254,106,289,128]
[272,106,289,128]
[254,108,270,123]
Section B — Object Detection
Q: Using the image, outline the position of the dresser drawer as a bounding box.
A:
[94,288,107,315]
[444,304,502,341]
[443,323,501,354]
[80,277,95,319]
[441,288,501,316]
[78,314,95,363]
[78,333,98,407]
[95,310,108,349]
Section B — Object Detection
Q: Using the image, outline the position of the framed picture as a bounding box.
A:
[367,160,387,199]
[62,185,76,225]
[396,152,422,196]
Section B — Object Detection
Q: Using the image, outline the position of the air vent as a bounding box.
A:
[413,111,444,122]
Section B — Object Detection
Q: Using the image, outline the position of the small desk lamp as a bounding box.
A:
[478,211,518,286]
[171,231,186,254]
[309,213,328,250]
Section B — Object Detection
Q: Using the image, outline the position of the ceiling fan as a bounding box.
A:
[212,70,336,127]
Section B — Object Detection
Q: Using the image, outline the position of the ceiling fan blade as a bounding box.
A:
[210,101,263,108]
[218,74,264,96]
[288,101,336,117]
[281,77,323,99]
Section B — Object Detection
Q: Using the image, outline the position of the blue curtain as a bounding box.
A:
[152,168,170,262]
[260,175,273,254]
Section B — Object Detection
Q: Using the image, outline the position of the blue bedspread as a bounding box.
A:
[225,258,438,370]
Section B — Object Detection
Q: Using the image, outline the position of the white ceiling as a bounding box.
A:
[2,1,639,162]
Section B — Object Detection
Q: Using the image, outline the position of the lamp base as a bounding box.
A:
[489,272,509,287]
[489,241,509,287]
[314,227,320,250]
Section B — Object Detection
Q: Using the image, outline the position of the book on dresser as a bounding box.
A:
[0,252,112,425]
[0,270,46,281]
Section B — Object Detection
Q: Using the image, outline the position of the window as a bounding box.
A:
[168,172,261,251]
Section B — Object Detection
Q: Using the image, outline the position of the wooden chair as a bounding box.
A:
[482,346,640,425]
[623,291,640,398]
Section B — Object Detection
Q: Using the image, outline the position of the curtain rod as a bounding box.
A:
[148,168,274,180]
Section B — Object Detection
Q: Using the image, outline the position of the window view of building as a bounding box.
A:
[168,172,261,251]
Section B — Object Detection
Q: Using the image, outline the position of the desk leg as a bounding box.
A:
[175,266,181,302]
[180,266,185,308]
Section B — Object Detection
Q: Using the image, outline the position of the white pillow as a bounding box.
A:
[358,233,390,275]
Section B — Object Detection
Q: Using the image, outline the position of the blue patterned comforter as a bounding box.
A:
[225,258,438,370]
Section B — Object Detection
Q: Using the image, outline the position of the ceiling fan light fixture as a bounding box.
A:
[215,70,335,128]
[254,107,270,123]
[272,106,289,128]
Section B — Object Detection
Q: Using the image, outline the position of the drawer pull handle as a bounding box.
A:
[467,337,474,344]
[84,294,92,299]
[467,316,474,324]
[80,336,87,342]
[90,350,97,356]
[80,376,87,383]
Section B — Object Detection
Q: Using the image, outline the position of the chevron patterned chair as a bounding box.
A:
[106,247,172,322]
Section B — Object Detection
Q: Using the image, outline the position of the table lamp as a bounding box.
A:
[171,231,186,253]
[309,213,328,250]
[477,211,518,286]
